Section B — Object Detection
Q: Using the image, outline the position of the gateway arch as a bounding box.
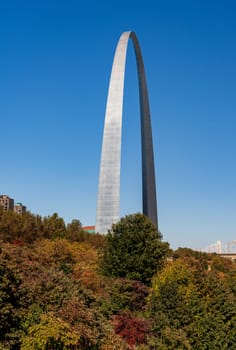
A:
[96,31,158,233]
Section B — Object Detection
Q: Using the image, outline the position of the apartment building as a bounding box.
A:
[0,195,27,213]
[0,195,14,211]
[14,203,26,214]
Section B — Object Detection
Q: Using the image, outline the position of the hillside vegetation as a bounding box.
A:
[0,210,236,349]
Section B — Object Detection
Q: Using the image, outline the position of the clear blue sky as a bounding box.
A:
[1,0,236,249]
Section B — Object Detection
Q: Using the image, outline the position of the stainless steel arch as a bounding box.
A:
[96,31,158,233]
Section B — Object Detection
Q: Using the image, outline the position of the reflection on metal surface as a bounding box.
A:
[96,31,158,234]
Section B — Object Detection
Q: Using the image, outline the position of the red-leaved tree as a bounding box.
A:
[113,311,151,349]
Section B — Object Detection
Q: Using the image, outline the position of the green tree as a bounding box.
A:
[66,219,82,241]
[21,313,79,350]
[101,213,169,285]
[148,255,236,349]
[42,213,66,239]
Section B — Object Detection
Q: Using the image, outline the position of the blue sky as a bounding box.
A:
[1,0,235,249]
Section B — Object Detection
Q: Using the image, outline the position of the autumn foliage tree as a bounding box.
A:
[113,311,151,349]
[148,252,236,349]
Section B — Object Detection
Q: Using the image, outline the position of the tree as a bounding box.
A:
[0,256,24,349]
[66,219,82,241]
[100,279,149,317]
[113,311,151,349]
[101,213,169,285]
[42,213,66,239]
[148,255,236,349]
[0,209,44,243]
[21,313,79,350]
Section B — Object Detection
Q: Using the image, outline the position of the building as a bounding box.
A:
[0,195,27,214]
[0,195,14,211]
[14,202,27,214]
[82,226,95,234]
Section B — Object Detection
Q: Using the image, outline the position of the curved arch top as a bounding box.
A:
[96,31,158,233]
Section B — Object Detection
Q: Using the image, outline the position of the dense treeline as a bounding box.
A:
[0,209,104,248]
[0,211,236,349]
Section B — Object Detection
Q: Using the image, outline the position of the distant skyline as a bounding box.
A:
[1,1,236,249]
